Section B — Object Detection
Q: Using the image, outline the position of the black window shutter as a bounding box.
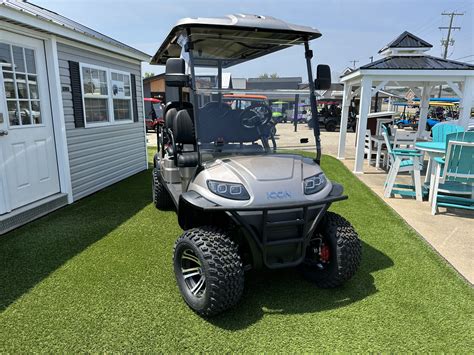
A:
[131,74,139,122]
[68,61,85,128]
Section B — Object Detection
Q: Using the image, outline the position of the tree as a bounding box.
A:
[144,72,155,78]
[258,73,279,79]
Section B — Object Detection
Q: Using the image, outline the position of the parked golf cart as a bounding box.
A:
[151,14,361,317]
[145,97,164,132]
[271,100,289,123]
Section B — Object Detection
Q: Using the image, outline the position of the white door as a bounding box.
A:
[0,31,60,214]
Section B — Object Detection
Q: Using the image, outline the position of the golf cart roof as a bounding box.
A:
[223,94,268,100]
[150,14,321,68]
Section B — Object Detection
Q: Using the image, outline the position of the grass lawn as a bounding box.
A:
[0,149,472,352]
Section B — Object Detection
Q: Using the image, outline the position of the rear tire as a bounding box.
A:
[152,168,173,209]
[325,121,337,132]
[300,212,361,288]
[173,226,244,317]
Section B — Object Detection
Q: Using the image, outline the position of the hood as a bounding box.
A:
[221,155,296,181]
[189,154,332,207]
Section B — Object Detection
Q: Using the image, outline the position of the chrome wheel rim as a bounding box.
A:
[180,248,206,298]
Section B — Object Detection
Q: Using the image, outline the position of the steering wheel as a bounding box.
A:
[240,103,273,128]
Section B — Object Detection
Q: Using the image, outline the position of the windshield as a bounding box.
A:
[152,103,163,118]
[193,88,311,162]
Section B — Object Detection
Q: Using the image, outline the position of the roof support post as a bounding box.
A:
[459,76,474,129]
[217,60,222,103]
[354,76,372,173]
[337,83,353,159]
[417,83,432,137]
[387,96,393,111]
[303,40,321,164]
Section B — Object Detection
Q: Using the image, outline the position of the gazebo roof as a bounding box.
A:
[378,31,432,53]
[359,55,474,71]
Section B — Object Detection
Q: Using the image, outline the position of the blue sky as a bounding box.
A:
[35,0,473,80]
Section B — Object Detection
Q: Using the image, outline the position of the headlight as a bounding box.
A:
[207,180,250,200]
[304,173,327,195]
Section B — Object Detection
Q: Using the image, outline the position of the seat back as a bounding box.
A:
[393,129,417,149]
[174,109,195,145]
[442,139,474,184]
[431,123,464,142]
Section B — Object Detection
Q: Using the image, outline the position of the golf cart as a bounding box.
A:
[151,14,361,317]
[271,100,289,123]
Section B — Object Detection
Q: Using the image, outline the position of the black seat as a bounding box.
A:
[174,109,198,167]
[174,109,195,144]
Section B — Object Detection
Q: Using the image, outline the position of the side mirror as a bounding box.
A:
[165,58,189,87]
[314,64,331,90]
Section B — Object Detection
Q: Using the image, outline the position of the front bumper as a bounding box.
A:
[180,183,347,269]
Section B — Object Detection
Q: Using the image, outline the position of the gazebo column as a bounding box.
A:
[417,83,431,137]
[459,77,474,129]
[337,83,352,159]
[354,76,372,173]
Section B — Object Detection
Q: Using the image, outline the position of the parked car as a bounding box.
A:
[145,98,163,132]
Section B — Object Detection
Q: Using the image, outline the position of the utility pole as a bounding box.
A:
[438,11,463,97]
[349,59,359,69]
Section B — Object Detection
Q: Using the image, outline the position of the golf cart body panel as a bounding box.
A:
[179,183,346,269]
[189,154,332,208]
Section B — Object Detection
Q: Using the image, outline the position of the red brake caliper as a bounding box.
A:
[320,243,330,263]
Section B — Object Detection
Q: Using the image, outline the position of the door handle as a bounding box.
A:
[0,130,8,136]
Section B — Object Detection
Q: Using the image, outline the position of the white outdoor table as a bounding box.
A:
[415,142,446,202]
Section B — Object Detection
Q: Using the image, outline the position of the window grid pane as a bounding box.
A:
[82,67,108,96]
[84,98,109,123]
[113,99,132,121]
[1,43,41,127]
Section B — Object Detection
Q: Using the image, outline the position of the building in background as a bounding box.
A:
[0,0,150,234]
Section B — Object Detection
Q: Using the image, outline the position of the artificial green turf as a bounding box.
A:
[0,149,472,352]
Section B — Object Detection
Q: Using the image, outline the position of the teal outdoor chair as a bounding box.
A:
[382,125,424,201]
[431,123,464,142]
[431,131,474,215]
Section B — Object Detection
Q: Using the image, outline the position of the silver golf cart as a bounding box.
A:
[151,14,361,317]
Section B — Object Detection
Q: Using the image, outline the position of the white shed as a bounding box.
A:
[337,31,474,173]
[0,1,150,234]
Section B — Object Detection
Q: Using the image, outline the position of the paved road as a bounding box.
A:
[146,122,356,158]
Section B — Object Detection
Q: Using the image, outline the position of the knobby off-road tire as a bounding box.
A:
[301,212,361,288]
[152,168,173,209]
[173,226,244,317]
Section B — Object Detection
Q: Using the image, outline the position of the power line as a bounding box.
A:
[453,54,474,61]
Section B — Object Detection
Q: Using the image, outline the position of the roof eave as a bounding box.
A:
[0,2,151,62]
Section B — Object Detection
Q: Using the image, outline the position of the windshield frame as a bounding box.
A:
[183,28,321,166]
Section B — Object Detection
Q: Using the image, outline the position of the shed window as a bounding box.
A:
[79,64,134,126]
[111,71,132,121]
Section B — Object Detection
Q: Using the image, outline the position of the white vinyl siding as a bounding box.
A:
[57,42,146,201]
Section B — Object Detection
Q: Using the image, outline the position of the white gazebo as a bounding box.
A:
[337,31,474,173]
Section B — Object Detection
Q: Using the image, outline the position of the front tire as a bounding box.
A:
[173,226,244,317]
[152,168,173,209]
[300,212,361,288]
